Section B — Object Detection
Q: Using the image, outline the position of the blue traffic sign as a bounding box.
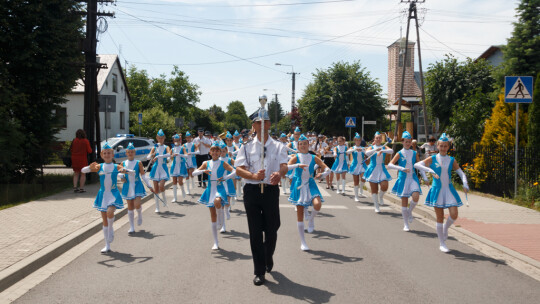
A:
[345,117,356,128]
[138,113,143,125]
[505,76,533,103]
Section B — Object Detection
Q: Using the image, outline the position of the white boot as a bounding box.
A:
[154,193,160,213]
[219,208,227,233]
[341,179,346,194]
[161,191,167,207]
[437,223,449,252]
[211,222,219,250]
[308,209,318,233]
[172,185,178,203]
[336,180,341,193]
[136,207,143,226]
[372,194,380,213]
[238,180,243,195]
[180,184,186,199]
[101,226,110,253]
[216,208,223,230]
[191,177,195,190]
[282,178,287,194]
[408,200,418,223]
[107,217,115,243]
[378,191,386,206]
[359,181,365,197]
[128,210,135,234]
[401,207,410,231]
[443,216,455,241]
[297,222,310,251]
[354,186,359,202]
[186,179,191,194]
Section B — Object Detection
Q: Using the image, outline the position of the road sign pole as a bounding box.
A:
[349,127,351,142]
[362,116,364,140]
[515,103,518,197]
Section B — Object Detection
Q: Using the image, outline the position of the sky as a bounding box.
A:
[96,0,518,116]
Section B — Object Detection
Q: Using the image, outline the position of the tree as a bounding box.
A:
[527,71,540,147]
[503,0,540,80]
[297,61,386,136]
[161,66,201,117]
[425,56,495,131]
[267,98,285,128]
[126,66,154,112]
[129,107,175,139]
[225,101,250,131]
[208,104,226,122]
[276,114,292,134]
[0,0,84,182]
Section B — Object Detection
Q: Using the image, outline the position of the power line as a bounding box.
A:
[119,0,358,8]
[420,27,468,58]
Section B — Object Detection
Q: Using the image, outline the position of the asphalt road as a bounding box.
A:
[14,179,540,303]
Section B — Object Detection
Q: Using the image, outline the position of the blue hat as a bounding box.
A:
[226,131,233,139]
[298,134,308,141]
[280,133,287,138]
[102,142,112,150]
[439,133,449,142]
[185,131,191,137]
[157,129,165,137]
[402,131,412,139]
[294,126,301,133]
[126,142,135,150]
[211,141,221,148]
[239,138,244,144]
[374,131,381,136]
[354,132,361,139]
[233,130,240,137]
[290,136,294,141]
[220,141,227,149]
[172,134,180,139]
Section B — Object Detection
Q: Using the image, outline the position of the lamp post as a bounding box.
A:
[274,63,298,113]
[263,88,280,133]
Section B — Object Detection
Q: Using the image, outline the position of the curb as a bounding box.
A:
[0,182,172,293]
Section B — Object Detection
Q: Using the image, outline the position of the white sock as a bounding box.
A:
[342,179,346,193]
[308,209,318,232]
[336,179,341,192]
[282,178,287,193]
[128,210,135,231]
[191,177,195,189]
[180,184,185,198]
[443,216,455,241]
[226,206,231,220]
[354,186,359,200]
[172,185,177,202]
[154,194,160,212]
[219,208,226,232]
[437,222,449,252]
[238,181,243,195]
[186,179,191,194]
[401,207,409,231]
[378,191,386,206]
[372,193,379,212]
[359,181,364,195]
[136,207,143,225]
[408,200,418,223]
[101,226,110,252]
[297,222,309,251]
[107,216,115,243]
[211,222,219,249]
[161,191,167,206]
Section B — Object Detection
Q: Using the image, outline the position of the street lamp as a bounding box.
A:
[263,89,280,132]
[274,63,299,113]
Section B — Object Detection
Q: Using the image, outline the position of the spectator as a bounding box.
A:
[420,136,438,159]
[71,129,92,193]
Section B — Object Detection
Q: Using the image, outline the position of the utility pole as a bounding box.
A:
[289,71,298,112]
[394,0,430,145]
[81,0,114,162]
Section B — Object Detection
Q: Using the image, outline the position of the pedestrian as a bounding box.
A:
[170,134,188,203]
[182,131,198,194]
[364,131,393,213]
[235,103,288,286]
[192,142,235,248]
[288,134,330,251]
[71,129,92,193]
[147,129,171,213]
[387,131,426,231]
[331,136,349,194]
[420,136,438,159]
[219,141,237,220]
[321,137,335,190]
[347,133,367,201]
[120,143,156,234]
[414,133,469,252]
[193,128,212,187]
[81,142,128,253]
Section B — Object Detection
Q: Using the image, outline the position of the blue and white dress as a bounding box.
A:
[149,144,170,181]
[425,154,462,208]
[348,146,367,175]
[289,153,324,207]
[94,163,124,212]
[391,149,422,197]
[331,145,349,173]
[121,160,146,200]
[170,144,188,177]
[183,142,197,169]
[364,145,392,183]
[285,141,298,179]
[198,160,229,207]
[219,156,236,198]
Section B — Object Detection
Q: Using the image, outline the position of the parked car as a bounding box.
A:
[100,134,155,165]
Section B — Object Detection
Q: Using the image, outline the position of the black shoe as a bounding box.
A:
[202,182,207,188]
[253,275,265,286]
[198,183,202,187]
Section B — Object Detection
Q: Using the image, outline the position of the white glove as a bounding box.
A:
[456,168,469,190]
[414,161,436,175]
[387,163,406,172]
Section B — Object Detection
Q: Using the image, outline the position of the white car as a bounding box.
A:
[100,134,155,165]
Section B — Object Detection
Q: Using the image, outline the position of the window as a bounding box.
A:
[120,111,125,129]
[55,107,67,128]
[132,140,147,148]
[112,73,118,93]
[399,51,411,67]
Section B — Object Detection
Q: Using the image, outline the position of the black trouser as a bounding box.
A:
[195,154,210,184]
[243,183,281,276]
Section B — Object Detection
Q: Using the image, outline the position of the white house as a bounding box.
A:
[55,54,131,142]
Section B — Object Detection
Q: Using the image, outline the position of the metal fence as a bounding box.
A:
[451,145,540,197]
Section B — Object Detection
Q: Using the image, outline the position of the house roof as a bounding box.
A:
[477,45,503,61]
[71,54,131,102]
[387,37,415,49]
[392,96,421,106]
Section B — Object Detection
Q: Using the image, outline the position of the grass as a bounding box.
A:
[0,174,73,211]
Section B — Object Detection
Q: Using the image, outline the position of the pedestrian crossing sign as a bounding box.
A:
[345,117,356,128]
[505,76,533,103]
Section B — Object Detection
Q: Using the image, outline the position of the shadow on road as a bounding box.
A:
[315,212,335,218]
[129,229,164,240]
[408,230,456,241]
[173,200,197,206]
[212,248,251,261]
[230,209,246,216]
[307,250,363,264]
[267,271,335,303]
[222,229,250,240]
[159,211,185,219]
[448,249,507,265]
[97,251,153,268]
[310,230,350,240]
